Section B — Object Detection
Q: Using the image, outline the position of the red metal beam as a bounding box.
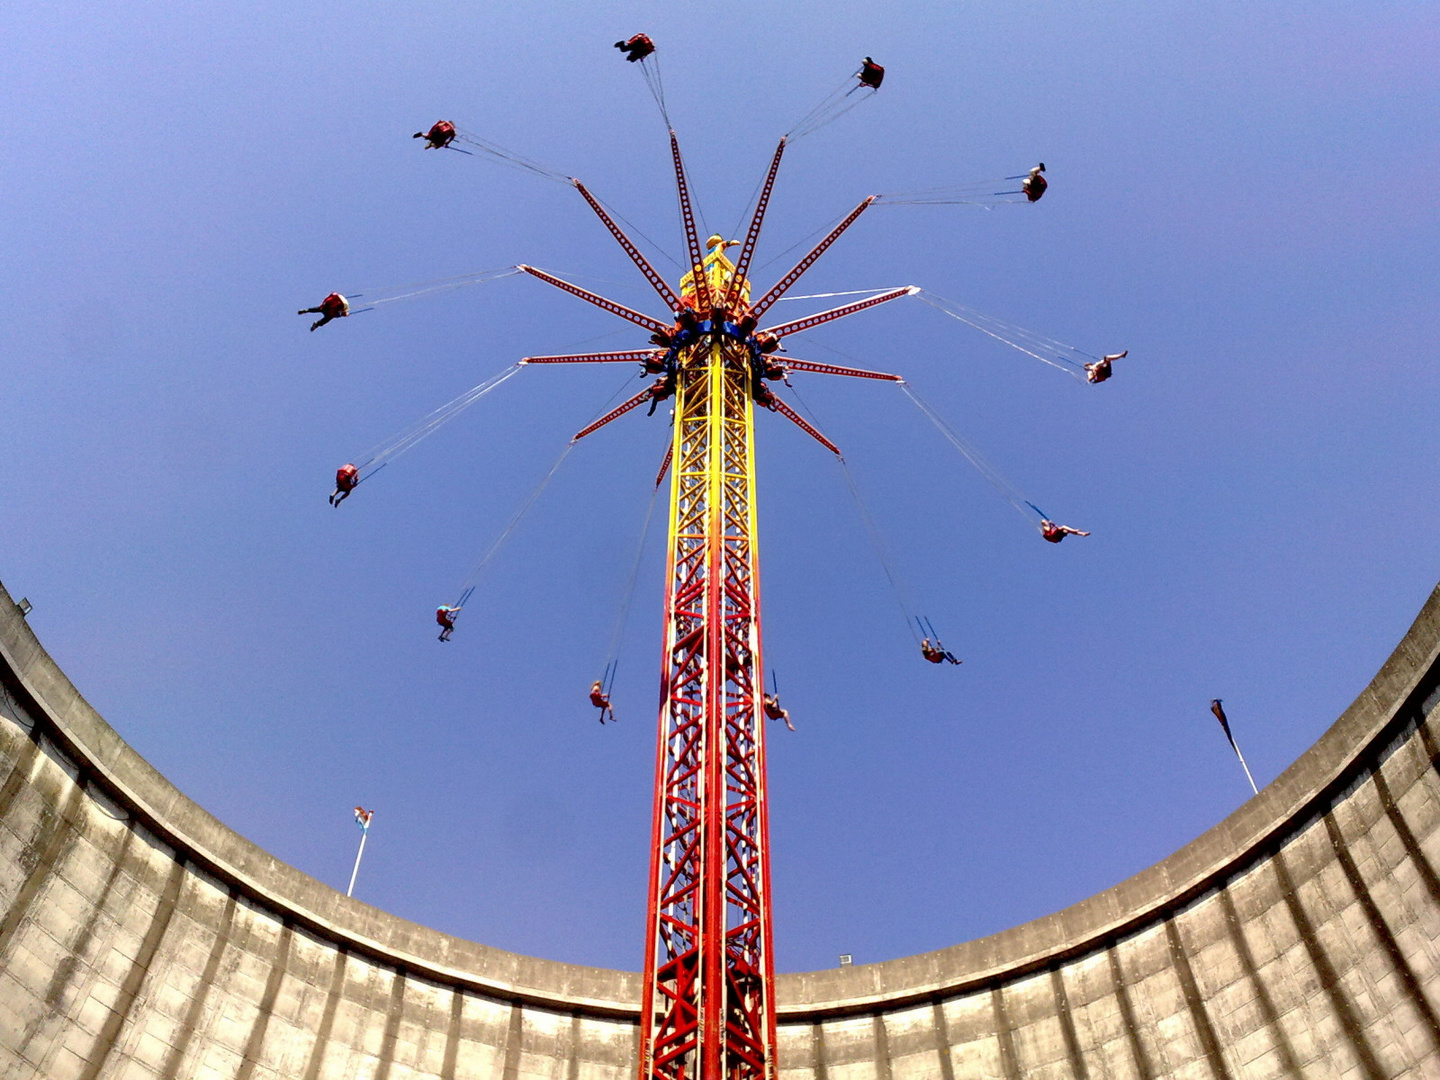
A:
[781,358,902,382]
[574,181,685,313]
[572,386,655,442]
[669,131,711,311]
[765,396,841,456]
[655,442,674,489]
[759,286,917,340]
[642,352,778,1079]
[724,138,787,309]
[523,350,666,365]
[746,196,877,319]
[518,265,671,335]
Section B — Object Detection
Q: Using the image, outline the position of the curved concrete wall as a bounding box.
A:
[2,574,1439,1079]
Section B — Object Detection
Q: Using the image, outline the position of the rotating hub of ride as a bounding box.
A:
[642,236,789,416]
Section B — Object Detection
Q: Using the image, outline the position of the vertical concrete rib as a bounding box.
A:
[811,1022,828,1080]
[41,826,135,1008]
[1106,945,1155,1080]
[1215,887,1302,1077]
[930,1000,957,1080]
[990,986,1021,1080]
[1414,713,1440,782]
[159,891,238,1080]
[1048,968,1089,1080]
[1271,847,1386,1080]
[441,987,464,1080]
[565,1013,583,1080]
[500,1001,524,1080]
[236,921,295,1080]
[373,969,408,1080]
[300,947,348,1080]
[1322,811,1440,1053]
[0,778,87,958]
[1371,768,1440,909]
[78,855,188,1080]
[11,824,137,1071]
[1163,918,1231,1079]
[871,1014,893,1080]
[0,725,43,817]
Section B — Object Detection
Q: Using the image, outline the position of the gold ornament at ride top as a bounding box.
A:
[679,235,751,308]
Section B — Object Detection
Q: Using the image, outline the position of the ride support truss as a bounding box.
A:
[512,125,916,1080]
[640,335,777,1080]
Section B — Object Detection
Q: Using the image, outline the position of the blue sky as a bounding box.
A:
[2,2,1437,973]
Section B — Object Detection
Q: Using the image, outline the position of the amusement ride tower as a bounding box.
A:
[518,132,911,1080]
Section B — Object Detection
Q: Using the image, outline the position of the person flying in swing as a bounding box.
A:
[615,34,655,62]
[1039,518,1090,543]
[299,292,349,332]
[1023,164,1047,202]
[330,463,360,507]
[436,605,460,642]
[590,680,614,724]
[921,639,961,665]
[646,371,677,416]
[763,693,795,732]
[859,57,885,90]
[1084,351,1127,384]
[752,330,782,356]
[413,120,456,150]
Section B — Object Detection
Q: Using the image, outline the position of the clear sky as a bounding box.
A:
[2,2,1437,973]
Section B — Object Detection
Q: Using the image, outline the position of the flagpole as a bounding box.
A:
[1211,699,1259,796]
[1232,741,1259,796]
[348,820,370,897]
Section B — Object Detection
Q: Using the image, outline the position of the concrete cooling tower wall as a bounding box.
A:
[2,573,1440,1079]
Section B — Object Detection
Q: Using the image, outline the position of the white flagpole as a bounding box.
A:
[347,818,371,897]
[1231,741,1260,796]
[1211,700,1259,796]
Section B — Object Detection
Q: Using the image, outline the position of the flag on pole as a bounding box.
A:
[1210,698,1259,795]
[347,807,374,897]
[1210,699,1237,752]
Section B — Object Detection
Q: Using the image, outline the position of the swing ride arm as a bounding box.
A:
[765,395,841,456]
[670,131,712,311]
[759,286,918,340]
[523,350,667,365]
[782,358,902,382]
[724,138,787,310]
[746,196,877,319]
[574,180,685,313]
[573,386,658,442]
[519,265,672,335]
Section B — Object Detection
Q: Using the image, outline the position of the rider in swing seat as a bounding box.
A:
[921,639,961,665]
[590,681,614,724]
[299,292,349,332]
[1039,519,1090,543]
[413,121,456,150]
[1084,351,1127,384]
[763,693,795,732]
[1023,164,1047,202]
[614,35,655,63]
[330,463,360,506]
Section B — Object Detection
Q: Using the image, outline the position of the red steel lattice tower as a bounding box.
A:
[520,130,907,1080]
[639,328,776,1080]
